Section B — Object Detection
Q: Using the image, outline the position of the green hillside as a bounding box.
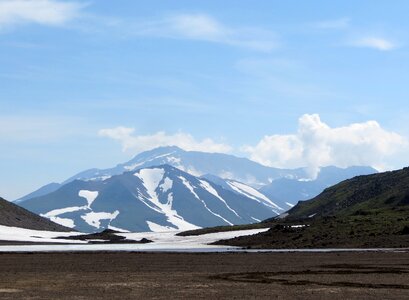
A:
[212,167,409,248]
[287,167,409,219]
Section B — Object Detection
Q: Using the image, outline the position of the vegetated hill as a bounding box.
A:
[0,197,71,232]
[20,165,282,233]
[286,167,409,219]
[211,167,409,248]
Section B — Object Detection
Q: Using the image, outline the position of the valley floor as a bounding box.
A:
[0,251,408,299]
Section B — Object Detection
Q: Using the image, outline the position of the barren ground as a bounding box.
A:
[0,251,408,299]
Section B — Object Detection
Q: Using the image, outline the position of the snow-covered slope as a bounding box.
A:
[20,165,281,233]
[201,174,284,212]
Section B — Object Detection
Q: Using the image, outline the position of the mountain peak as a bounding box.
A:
[138,145,184,156]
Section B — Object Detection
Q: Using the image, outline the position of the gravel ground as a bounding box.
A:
[0,251,408,299]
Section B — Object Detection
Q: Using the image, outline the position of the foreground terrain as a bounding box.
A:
[0,251,408,299]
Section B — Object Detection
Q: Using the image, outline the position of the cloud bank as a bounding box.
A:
[98,127,232,154]
[0,0,83,29]
[243,114,408,178]
[100,115,409,178]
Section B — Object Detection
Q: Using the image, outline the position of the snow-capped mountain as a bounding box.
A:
[16,146,307,202]
[63,146,308,186]
[17,146,378,217]
[20,165,282,232]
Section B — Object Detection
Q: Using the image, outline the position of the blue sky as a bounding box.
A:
[1,0,409,199]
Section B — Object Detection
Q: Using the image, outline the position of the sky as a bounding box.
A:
[1,0,409,200]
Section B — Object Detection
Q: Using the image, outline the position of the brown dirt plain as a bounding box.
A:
[0,251,408,299]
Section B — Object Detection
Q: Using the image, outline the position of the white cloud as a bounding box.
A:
[132,13,278,52]
[98,127,232,154]
[243,114,409,178]
[351,37,396,51]
[0,0,83,29]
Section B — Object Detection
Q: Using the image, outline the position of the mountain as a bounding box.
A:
[0,196,71,232]
[213,167,409,248]
[20,165,282,233]
[259,166,377,206]
[16,146,304,202]
[17,146,376,214]
[61,146,307,187]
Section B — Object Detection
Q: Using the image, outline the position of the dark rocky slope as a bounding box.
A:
[0,197,71,232]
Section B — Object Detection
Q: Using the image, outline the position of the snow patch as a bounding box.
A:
[159,177,173,193]
[81,211,119,229]
[285,202,295,208]
[146,221,175,232]
[108,225,130,233]
[49,216,75,228]
[290,225,307,228]
[79,190,99,207]
[124,162,143,171]
[135,168,165,196]
[42,206,88,218]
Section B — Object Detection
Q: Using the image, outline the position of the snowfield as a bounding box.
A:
[0,225,84,244]
[0,226,270,252]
